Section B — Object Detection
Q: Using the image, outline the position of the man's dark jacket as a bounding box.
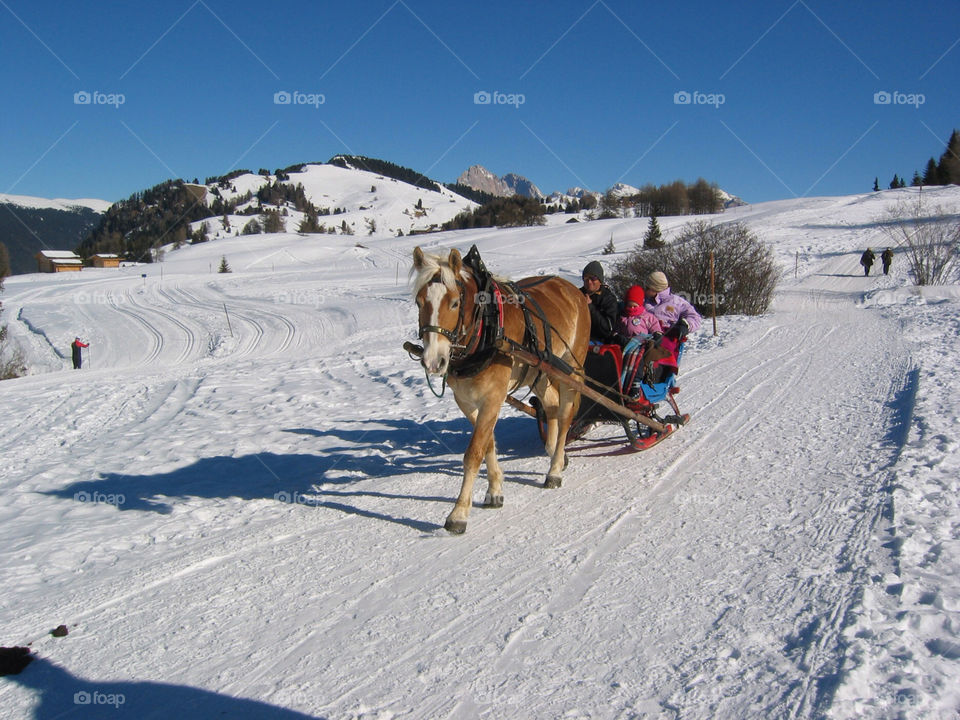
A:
[583,285,619,343]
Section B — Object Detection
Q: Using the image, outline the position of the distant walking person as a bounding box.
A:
[71,337,89,369]
[860,248,876,276]
[881,247,894,275]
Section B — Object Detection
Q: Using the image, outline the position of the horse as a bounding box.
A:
[411,245,591,533]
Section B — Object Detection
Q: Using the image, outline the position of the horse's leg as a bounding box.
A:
[446,391,504,533]
[454,396,504,510]
[544,380,580,488]
[538,382,561,458]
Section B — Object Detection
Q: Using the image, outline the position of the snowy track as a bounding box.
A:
[2,190,959,719]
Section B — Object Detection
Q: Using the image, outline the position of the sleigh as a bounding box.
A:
[549,335,689,450]
[506,331,690,452]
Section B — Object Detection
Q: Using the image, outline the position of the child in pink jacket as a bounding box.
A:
[618,285,662,339]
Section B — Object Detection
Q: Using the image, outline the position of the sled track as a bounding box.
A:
[125,290,200,366]
[109,295,164,366]
[168,285,298,358]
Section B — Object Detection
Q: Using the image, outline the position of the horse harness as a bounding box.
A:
[417,245,556,388]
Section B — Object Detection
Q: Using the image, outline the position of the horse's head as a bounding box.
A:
[412,246,473,376]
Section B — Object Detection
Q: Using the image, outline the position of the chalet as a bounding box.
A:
[91,254,121,268]
[36,250,83,273]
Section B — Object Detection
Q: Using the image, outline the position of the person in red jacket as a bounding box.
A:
[71,337,89,369]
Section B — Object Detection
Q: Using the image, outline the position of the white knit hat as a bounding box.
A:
[646,271,668,293]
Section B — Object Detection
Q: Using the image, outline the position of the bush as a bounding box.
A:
[241,218,262,235]
[0,252,26,380]
[877,198,960,285]
[611,220,778,316]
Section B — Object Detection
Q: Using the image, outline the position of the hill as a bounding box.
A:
[78,160,477,262]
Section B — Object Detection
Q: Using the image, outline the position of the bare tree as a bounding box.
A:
[877,197,960,285]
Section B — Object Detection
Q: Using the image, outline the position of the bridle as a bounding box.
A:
[417,273,488,361]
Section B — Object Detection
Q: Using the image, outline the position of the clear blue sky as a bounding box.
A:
[1,0,957,204]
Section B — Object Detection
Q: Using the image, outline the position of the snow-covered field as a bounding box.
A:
[1,187,959,719]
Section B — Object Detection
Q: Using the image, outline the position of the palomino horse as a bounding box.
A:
[411,246,591,533]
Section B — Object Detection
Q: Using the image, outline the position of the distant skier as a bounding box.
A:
[881,247,894,275]
[860,248,876,277]
[71,337,89,369]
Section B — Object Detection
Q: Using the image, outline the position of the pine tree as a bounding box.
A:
[938,129,960,185]
[192,221,208,244]
[923,157,941,185]
[643,215,665,249]
[298,207,322,233]
[218,256,231,273]
[911,171,923,187]
[889,174,902,190]
[262,209,284,233]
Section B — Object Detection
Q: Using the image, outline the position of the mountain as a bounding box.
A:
[456,165,543,199]
[717,188,747,208]
[501,173,544,200]
[608,182,641,197]
[0,194,110,275]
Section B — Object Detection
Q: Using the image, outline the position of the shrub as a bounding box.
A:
[877,198,960,285]
[611,220,779,316]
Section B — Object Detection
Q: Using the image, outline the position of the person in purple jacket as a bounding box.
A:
[644,271,702,338]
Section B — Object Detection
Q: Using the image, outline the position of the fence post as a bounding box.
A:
[710,251,717,337]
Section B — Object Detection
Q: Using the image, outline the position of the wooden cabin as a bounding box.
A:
[91,254,121,268]
[36,250,83,273]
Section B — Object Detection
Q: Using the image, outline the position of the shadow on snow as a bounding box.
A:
[3,656,322,719]
[39,416,548,530]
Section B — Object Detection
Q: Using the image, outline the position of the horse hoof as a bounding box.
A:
[483,493,504,508]
[444,518,467,534]
[544,475,562,489]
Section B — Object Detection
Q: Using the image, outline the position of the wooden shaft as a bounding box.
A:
[495,340,666,432]
[406,339,667,433]
[504,395,538,418]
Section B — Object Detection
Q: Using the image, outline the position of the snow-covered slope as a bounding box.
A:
[0,193,112,214]
[1,187,959,719]
[200,164,476,240]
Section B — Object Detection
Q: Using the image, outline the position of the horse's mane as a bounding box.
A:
[411,249,472,297]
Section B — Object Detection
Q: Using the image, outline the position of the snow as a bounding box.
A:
[1,186,960,719]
